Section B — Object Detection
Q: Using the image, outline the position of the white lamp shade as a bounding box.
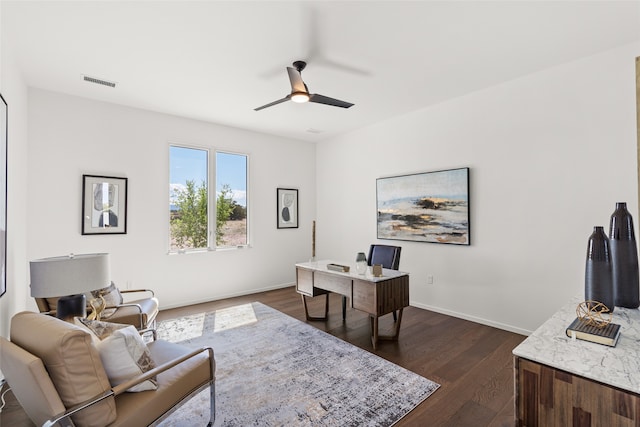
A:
[30,253,111,298]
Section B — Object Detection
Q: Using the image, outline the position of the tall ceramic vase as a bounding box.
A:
[355,252,367,275]
[585,226,614,312]
[609,202,640,308]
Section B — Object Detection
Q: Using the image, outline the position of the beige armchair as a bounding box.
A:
[35,287,159,330]
[0,311,215,427]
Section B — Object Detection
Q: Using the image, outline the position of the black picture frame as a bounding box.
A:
[277,188,298,229]
[376,167,470,245]
[0,93,7,298]
[82,174,128,235]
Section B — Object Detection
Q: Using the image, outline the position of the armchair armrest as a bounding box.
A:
[102,297,159,330]
[137,327,157,341]
[104,302,144,312]
[120,288,155,298]
[112,346,214,395]
[43,346,214,427]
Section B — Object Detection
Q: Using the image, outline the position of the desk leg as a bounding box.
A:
[370,316,379,349]
[301,294,329,321]
[370,308,405,348]
[390,308,403,340]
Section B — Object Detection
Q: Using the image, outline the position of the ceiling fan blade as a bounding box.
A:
[254,95,291,111]
[287,67,307,94]
[309,94,354,109]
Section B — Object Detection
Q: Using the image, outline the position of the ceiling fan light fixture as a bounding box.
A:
[254,61,353,111]
[291,92,310,103]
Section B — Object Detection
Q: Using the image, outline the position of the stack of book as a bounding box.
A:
[565,318,621,347]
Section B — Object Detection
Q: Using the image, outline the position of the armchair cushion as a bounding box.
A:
[77,318,158,392]
[106,296,159,329]
[9,311,117,427]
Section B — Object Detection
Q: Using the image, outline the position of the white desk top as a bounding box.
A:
[513,295,640,393]
[296,259,408,282]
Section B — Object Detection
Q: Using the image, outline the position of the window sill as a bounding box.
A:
[168,245,251,255]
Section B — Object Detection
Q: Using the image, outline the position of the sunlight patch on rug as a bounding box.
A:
[156,302,439,426]
[213,303,258,332]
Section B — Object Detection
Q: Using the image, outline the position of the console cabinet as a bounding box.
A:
[515,357,640,426]
[513,296,640,427]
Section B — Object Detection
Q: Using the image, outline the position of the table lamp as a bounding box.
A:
[30,253,111,320]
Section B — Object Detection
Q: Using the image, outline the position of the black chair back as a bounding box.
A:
[367,244,401,270]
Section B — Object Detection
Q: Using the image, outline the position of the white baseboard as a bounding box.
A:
[410,300,532,336]
[159,282,295,311]
[158,284,533,336]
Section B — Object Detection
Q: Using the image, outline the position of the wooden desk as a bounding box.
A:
[295,260,409,349]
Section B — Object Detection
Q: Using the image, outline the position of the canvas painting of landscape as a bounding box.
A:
[377,168,469,245]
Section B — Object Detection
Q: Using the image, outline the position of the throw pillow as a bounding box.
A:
[76,318,158,392]
[87,282,122,319]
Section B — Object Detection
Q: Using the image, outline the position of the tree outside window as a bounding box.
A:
[169,146,247,252]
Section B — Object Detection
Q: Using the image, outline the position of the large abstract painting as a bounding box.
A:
[376,167,470,245]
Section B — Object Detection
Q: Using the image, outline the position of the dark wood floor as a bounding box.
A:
[1,286,525,426]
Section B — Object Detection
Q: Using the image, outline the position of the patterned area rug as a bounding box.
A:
[156,302,439,426]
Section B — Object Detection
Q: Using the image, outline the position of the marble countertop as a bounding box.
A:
[296,259,408,282]
[513,295,640,393]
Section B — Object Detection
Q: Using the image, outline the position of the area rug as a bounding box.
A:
[155,302,439,426]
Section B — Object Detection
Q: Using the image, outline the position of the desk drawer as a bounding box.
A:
[314,272,351,297]
[353,279,376,314]
[353,276,409,316]
[296,268,314,296]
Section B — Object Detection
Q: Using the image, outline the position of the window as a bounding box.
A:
[215,151,247,247]
[169,145,247,252]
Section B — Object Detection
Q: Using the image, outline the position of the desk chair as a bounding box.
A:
[342,244,402,320]
[368,244,402,270]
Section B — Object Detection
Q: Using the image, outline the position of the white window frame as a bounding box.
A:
[168,143,249,254]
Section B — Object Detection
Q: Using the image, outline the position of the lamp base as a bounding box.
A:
[57,294,86,321]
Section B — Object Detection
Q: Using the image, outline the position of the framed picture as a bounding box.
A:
[277,188,298,229]
[376,167,470,245]
[0,93,7,298]
[82,175,128,235]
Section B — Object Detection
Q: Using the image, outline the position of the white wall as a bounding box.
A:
[26,90,315,311]
[316,42,640,335]
[0,7,30,337]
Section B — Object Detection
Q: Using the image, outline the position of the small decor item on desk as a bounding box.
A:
[566,314,620,348]
[585,226,614,312]
[609,202,640,308]
[327,263,350,273]
[311,220,316,261]
[567,301,620,347]
[356,252,367,275]
[372,264,383,277]
[576,300,613,328]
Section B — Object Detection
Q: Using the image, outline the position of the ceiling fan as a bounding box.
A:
[254,61,354,111]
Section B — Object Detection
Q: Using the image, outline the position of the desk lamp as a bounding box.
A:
[30,253,110,320]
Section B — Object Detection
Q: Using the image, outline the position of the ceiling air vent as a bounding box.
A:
[82,75,116,88]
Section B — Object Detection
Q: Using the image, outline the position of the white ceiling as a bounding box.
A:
[3,1,640,142]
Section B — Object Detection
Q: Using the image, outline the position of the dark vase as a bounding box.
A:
[609,202,640,308]
[585,226,614,312]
